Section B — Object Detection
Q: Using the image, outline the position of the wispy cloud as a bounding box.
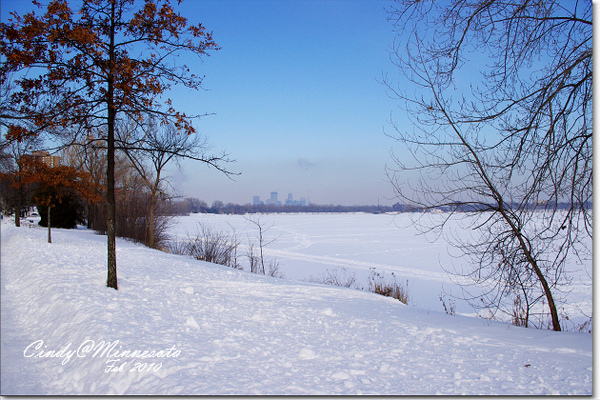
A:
[297,157,316,170]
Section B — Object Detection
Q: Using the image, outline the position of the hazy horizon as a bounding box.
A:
[161,0,405,207]
[1,0,408,207]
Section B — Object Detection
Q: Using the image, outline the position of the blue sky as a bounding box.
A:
[172,0,402,206]
[2,0,404,206]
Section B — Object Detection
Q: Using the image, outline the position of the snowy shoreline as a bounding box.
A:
[167,212,593,327]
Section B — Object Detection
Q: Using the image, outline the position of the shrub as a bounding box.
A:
[184,223,241,269]
[577,317,592,333]
[439,293,456,315]
[35,190,84,229]
[309,267,360,289]
[511,294,528,327]
[246,242,262,274]
[168,223,241,269]
[165,238,188,256]
[167,223,288,279]
[308,267,409,304]
[367,269,409,305]
[267,258,284,278]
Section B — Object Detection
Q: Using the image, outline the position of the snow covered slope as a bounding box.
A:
[167,212,593,324]
[0,221,592,395]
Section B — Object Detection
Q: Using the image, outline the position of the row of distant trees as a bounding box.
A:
[170,199,407,215]
[170,198,589,216]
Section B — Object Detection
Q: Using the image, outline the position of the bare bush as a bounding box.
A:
[267,259,284,279]
[245,216,282,277]
[167,221,285,278]
[175,223,241,270]
[577,318,592,334]
[308,267,360,289]
[439,293,456,316]
[511,294,528,327]
[307,267,409,304]
[367,269,409,305]
[246,242,262,274]
[165,238,188,256]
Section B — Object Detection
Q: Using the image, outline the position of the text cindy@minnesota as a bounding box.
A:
[23,339,181,371]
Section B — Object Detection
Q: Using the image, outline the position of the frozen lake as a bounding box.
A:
[167,212,592,327]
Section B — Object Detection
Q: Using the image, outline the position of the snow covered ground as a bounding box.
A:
[0,215,593,395]
[168,212,593,326]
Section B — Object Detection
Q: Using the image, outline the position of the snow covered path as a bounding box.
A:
[0,221,592,395]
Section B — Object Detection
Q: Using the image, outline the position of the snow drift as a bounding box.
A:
[0,220,592,395]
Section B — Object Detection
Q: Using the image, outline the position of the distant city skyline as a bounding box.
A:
[160,0,403,207]
[253,192,308,207]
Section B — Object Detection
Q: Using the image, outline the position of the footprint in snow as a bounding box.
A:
[298,348,316,360]
[331,371,351,380]
[185,316,201,330]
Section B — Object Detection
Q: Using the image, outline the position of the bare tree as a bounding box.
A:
[117,120,234,248]
[61,132,108,230]
[384,0,592,331]
[244,215,281,276]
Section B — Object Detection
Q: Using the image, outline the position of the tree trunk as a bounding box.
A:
[148,189,156,248]
[105,0,118,290]
[106,127,117,289]
[14,193,21,228]
[258,225,265,275]
[86,203,92,229]
[439,96,562,332]
[47,205,52,243]
[497,205,561,331]
[528,256,561,331]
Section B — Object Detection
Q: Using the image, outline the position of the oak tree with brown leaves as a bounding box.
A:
[0,0,220,289]
[22,157,102,243]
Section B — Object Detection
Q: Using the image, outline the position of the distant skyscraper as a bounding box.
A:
[253,196,263,205]
[266,192,280,206]
[284,193,308,206]
[286,193,300,206]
